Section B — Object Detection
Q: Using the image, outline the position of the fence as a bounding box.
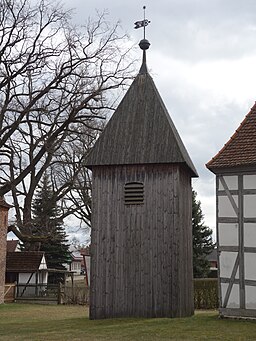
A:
[6,279,218,309]
[15,283,59,304]
[6,282,89,305]
[4,284,16,303]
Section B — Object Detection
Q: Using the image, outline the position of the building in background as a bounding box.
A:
[207,103,256,318]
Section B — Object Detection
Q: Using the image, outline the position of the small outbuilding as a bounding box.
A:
[6,251,48,298]
[207,103,256,318]
[86,39,198,319]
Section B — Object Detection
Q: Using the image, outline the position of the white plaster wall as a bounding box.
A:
[227,284,239,308]
[18,273,36,297]
[19,273,36,284]
[221,283,239,308]
[221,283,228,305]
[218,223,238,246]
[244,223,256,247]
[39,255,47,270]
[244,253,256,280]
[218,196,238,218]
[244,195,256,218]
[219,176,238,190]
[219,252,238,278]
[245,286,256,309]
[244,175,256,189]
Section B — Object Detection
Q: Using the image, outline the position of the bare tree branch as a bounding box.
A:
[0,0,136,245]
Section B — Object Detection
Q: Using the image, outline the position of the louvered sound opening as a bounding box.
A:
[124,182,144,205]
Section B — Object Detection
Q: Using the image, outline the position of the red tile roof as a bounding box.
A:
[7,240,19,252]
[6,251,46,272]
[206,102,256,171]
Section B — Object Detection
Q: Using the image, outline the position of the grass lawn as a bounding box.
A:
[0,304,256,341]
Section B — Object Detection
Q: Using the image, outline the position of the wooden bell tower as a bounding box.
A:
[86,32,198,319]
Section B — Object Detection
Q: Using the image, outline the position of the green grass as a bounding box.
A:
[0,304,256,340]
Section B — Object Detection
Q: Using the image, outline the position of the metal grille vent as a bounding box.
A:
[124,182,144,205]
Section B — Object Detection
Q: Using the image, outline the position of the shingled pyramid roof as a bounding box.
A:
[207,102,256,172]
[86,46,197,177]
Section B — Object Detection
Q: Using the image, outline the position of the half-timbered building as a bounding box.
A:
[207,103,256,318]
[86,39,198,319]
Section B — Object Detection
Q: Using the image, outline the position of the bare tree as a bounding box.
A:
[0,0,134,244]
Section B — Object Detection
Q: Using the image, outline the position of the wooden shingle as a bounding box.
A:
[86,71,197,177]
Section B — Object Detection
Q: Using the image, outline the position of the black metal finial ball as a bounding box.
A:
[139,39,150,50]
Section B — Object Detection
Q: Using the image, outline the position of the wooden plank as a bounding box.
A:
[86,73,197,177]
[244,247,256,253]
[244,218,256,223]
[219,246,238,252]
[218,190,238,196]
[242,189,256,195]
[218,217,238,223]
[221,278,256,286]
[218,189,256,196]
[220,308,256,318]
[238,175,245,309]
[90,164,193,319]
[216,176,222,309]
[4,284,15,303]
[172,167,179,317]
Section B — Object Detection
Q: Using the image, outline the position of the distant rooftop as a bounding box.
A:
[6,251,46,272]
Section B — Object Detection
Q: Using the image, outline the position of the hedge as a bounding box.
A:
[60,278,219,309]
[194,278,219,309]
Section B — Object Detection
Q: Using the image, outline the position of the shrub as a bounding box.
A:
[194,278,218,309]
[60,282,89,305]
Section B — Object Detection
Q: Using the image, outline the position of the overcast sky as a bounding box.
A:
[63,0,256,240]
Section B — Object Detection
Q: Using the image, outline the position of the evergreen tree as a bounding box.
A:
[32,174,71,278]
[192,190,214,278]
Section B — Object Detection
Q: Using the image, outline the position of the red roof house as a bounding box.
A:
[206,102,256,318]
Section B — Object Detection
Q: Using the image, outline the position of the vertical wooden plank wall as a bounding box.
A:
[90,164,193,319]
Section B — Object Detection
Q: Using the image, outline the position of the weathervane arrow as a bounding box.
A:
[134,6,150,39]
[134,19,150,29]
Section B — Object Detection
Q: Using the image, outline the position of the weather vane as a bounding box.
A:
[134,5,150,39]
